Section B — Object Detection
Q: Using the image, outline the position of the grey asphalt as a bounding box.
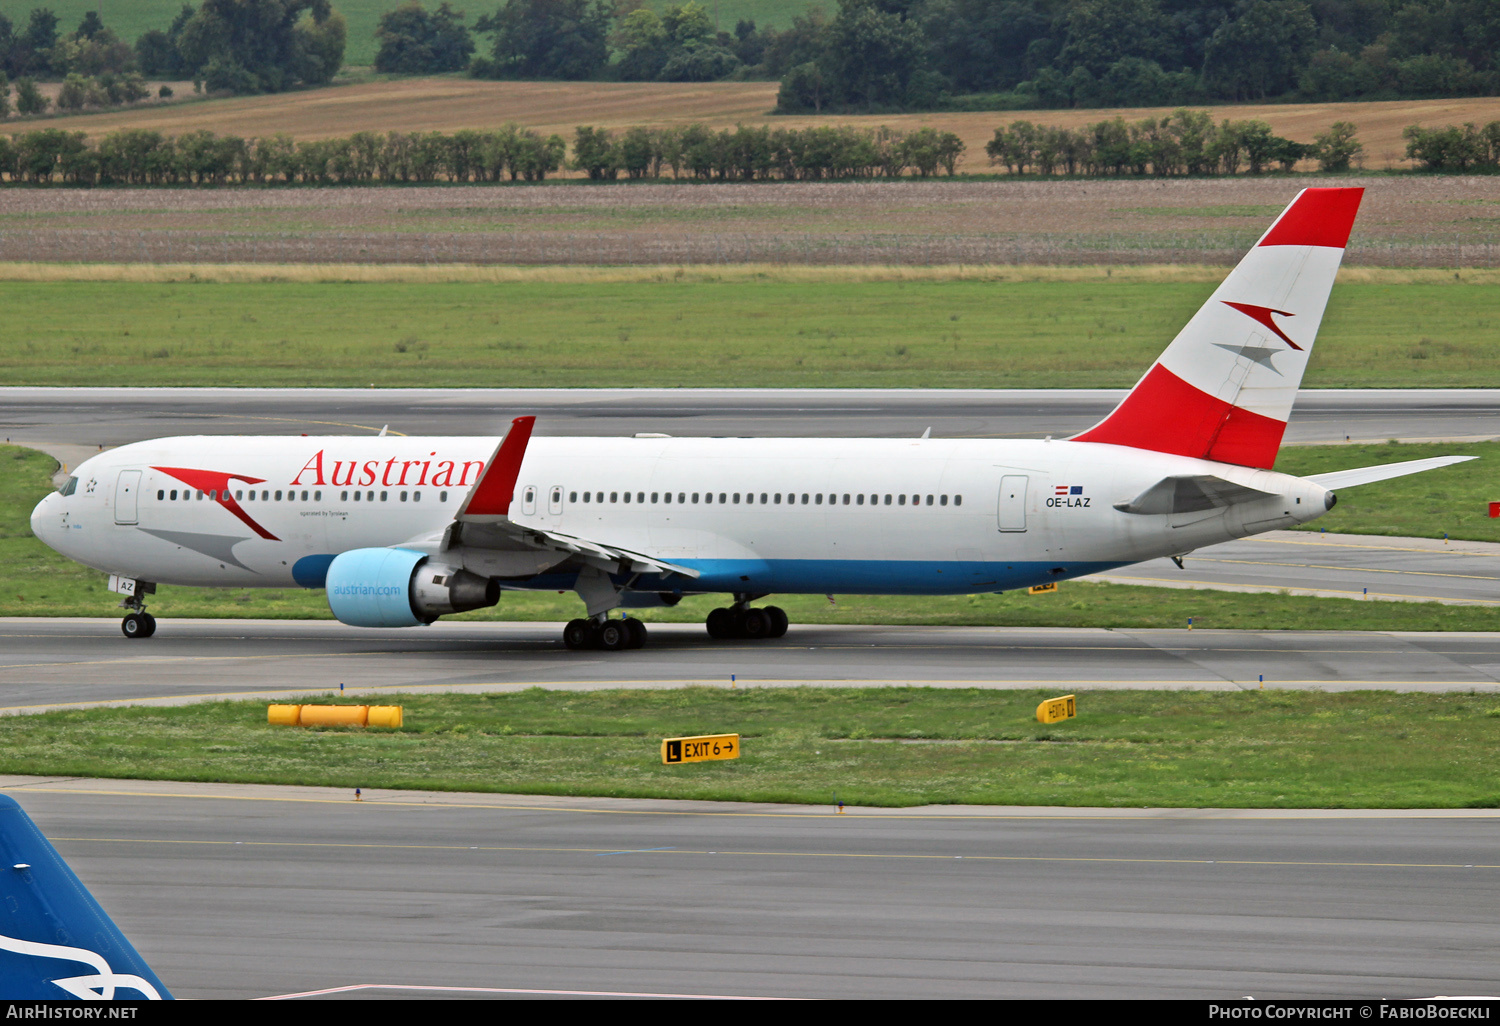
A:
[1092,530,1500,605]
[5,619,1500,714]
[7,776,1497,1000]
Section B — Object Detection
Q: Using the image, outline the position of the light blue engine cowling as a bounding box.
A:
[325,547,500,628]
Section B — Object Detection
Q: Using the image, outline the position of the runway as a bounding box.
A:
[8,776,1497,1000]
[4,618,1500,713]
[4,387,1499,476]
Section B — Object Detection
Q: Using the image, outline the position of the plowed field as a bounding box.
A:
[12,78,1500,174]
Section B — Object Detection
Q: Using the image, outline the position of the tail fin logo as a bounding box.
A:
[1222,302,1302,351]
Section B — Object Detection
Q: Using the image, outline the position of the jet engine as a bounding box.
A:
[325,547,500,628]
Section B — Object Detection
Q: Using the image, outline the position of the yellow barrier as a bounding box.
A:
[267,705,403,728]
[1036,695,1076,724]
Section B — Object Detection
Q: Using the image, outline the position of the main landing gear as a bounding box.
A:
[706,604,788,640]
[563,616,647,651]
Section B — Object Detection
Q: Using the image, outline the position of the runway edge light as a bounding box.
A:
[662,734,741,765]
[1036,695,1077,725]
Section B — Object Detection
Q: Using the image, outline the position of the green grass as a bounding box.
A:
[1276,441,1500,542]
[3,276,1500,387]
[0,0,815,69]
[7,687,1500,808]
[7,443,1500,627]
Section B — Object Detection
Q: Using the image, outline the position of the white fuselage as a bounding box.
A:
[31,434,1331,600]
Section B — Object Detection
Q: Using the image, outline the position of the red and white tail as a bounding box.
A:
[1072,187,1363,469]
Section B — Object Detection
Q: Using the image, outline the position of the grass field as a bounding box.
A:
[4,687,1499,808]
[1,177,1492,268]
[6,442,1498,626]
[1,268,1496,386]
[13,74,1500,174]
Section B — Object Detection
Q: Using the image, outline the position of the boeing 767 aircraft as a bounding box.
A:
[29,187,1472,650]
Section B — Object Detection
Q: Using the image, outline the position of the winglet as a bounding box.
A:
[0,794,170,999]
[457,416,535,521]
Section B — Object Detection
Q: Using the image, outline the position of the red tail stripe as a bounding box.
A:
[462,416,535,517]
[1257,187,1363,249]
[1071,364,1285,469]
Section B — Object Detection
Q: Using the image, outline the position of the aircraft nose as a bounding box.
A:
[30,492,58,547]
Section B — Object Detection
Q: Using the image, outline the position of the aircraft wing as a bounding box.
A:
[0,794,170,1000]
[411,417,700,580]
[1114,474,1279,515]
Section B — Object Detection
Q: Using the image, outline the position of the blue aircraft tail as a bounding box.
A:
[0,794,170,1000]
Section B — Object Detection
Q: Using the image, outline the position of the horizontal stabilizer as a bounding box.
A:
[1115,475,1277,516]
[1305,455,1476,490]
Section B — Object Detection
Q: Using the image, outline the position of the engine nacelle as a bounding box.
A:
[325,548,499,628]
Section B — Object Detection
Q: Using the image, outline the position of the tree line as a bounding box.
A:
[0,116,1394,185]
[1403,122,1500,172]
[0,123,968,184]
[3,0,1499,113]
[987,112,1364,176]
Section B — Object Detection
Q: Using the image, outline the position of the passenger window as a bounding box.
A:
[815,494,822,505]
[611,492,618,503]
[733,493,741,504]
[441,490,448,501]
[379,491,387,502]
[719,493,726,503]
[341,491,348,501]
[760,493,768,504]
[170,490,178,500]
[400,491,408,502]
[570,491,578,503]
[926,495,934,506]
[315,491,322,501]
[693,493,700,503]
[663,492,672,504]
[637,492,645,503]
[274,490,282,501]
[898,495,906,505]
[368,491,375,502]
[411,491,418,502]
[774,493,782,504]
[955,495,963,506]
[801,493,809,504]
[843,494,850,504]
[353,491,361,502]
[651,492,658,503]
[940,495,948,506]
[678,492,685,503]
[156,489,164,500]
[623,492,631,503]
[705,493,713,504]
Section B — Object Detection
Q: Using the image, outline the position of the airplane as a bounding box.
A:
[0,793,171,999]
[29,186,1474,650]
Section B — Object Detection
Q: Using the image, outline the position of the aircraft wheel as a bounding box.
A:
[739,608,771,639]
[563,618,593,650]
[121,613,148,639]
[139,613,157,638]
[764,606,789,638]
[624,618,647,649]
[706,607,734,639]
[597,620,631,651]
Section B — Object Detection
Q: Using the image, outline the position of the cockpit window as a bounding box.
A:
[58,476,78,497]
